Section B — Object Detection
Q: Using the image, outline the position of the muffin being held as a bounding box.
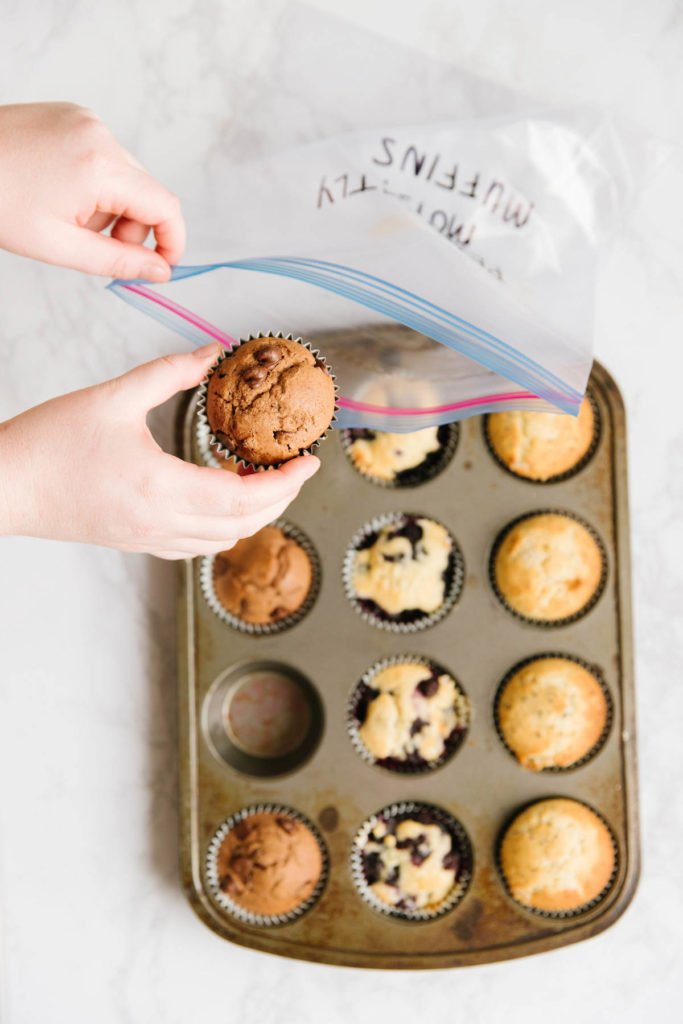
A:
[205,334,336,467]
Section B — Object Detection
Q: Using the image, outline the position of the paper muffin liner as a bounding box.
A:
[482,389,601,485]
[195,416,235,470]
[340,423,459,489]
[196,331,339,471]
[492,652,613,773]
[350,801,473,921]
[347,654,471,774]
[199,519,321,635]
[488,509,608,628]
[342,512,464,633]
[495,797,619,920]
[205,803,329,927]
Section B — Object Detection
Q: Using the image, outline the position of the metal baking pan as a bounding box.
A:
[176,340,638,968]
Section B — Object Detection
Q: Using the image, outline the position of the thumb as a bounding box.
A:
[109,343,223,413]
[55,223,172,281]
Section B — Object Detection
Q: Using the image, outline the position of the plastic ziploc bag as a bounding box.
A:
[108,108,643,432]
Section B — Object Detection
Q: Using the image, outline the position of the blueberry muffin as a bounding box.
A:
[206,335,335,465]
[499,798,615,913]
[348,515,458,627]
[213,525,312,625]
[493,513,604,623]
[357,807,470,915]
[344,426,453,485]
[212,810,324,918]
[351,661,470,771]
[486,396,596,481]
[496,657,609,770]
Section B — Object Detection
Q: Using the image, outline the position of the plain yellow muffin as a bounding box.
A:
[494,513,603,622]
[499,798,615,912]
[487,396,595,481]
[497,657,608,770]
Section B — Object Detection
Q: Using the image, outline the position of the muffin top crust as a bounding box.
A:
[487,396,595,481]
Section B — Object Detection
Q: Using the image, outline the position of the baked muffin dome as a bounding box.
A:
[213,810,323,917]
[351,660,470,771]
[493,513,604,622]
[499,798,615,913]
[206,336,335,466]
[213,525,312,625]
[486,396,596,481]
[496,657,609,770]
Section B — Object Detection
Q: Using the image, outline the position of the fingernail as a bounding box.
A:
[193,342,221,360]
[140,263,170,282]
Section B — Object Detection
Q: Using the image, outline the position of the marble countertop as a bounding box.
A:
[1,1,682,1020]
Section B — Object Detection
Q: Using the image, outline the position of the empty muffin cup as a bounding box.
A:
[202,660,324,778]
[489,510,607,626]
[340,423,459,488]
[351,801,472,921]
[196,331,338,470]
[348,655,470,774]
[343,512,464,632]
[205,804,328,926]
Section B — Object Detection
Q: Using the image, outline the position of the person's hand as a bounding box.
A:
[0,344,320,559]
[0,102,185,281]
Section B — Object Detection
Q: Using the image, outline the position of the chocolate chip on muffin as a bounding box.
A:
[206,336,335,466]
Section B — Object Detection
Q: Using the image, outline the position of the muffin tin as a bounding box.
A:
[176,346,638,967]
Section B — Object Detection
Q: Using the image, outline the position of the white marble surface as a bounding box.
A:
[1,1,683,1021]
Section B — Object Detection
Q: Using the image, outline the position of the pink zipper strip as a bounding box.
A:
[122,283,542,417]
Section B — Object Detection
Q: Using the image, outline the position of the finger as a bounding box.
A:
[177,496,296,542]
[55,222,172,280]
[110,216,151,247]
[180,456,320,517]
[97,166,186,266]
[84,211,117,233]
[107,343,223,412]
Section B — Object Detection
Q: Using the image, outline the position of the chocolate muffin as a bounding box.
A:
[213,810,324,918]
[496,657,609,770]
[354,804,471,917]
[344,426,451,485]
[486,396,596,481]
[213,525,312,626]
[206,335,335,466]
[347,514,459,629]
[351,660,470,771]
[493,512,604,623]
[499,798,615,913]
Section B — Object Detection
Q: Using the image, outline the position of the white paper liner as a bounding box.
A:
[493,652,613,773]
[196,331,339,471]
[199,519,321,635]
[488,509,608,628]
[205,803,328,927]
[350,801,472,921]
[495,797,619,919]
[342,512,464,633]
[347,654,470,774]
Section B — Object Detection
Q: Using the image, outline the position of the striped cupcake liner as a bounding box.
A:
[492,652,614,773]
[342,512,464,633]
[196,331,339,471]
[347,654,470,775]
[205,803,329,927]
[340,422,459,489]
[495,797,619,920]
[488,509,608,628]
[482,388,601,485]
[199,519,321,635]
[350,801,473,922]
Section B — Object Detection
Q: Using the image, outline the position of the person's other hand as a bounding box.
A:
[0,102,185,281]
[0,343,320,559]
